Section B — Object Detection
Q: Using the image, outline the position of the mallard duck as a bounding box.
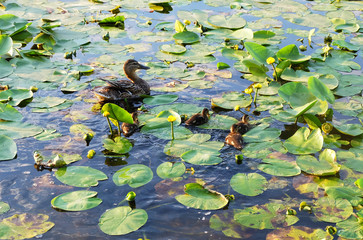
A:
[95,59,150,102]
[185,108,209,126]
[225,124,243,150]
[233,114,250,135]
[121,112,139,137]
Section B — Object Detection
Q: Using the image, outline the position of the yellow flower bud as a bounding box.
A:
[245,88,253,94]
[266,57,275,65]
[253,83,262,89]
[103,111,110,117]
[234,105,240,111]
[167,115,177,122]
[184,20,191,25]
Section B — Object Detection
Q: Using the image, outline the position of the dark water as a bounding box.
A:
[0,0,362,239]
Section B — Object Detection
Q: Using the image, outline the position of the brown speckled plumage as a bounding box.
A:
[185,108,209,126]
[225,124,243,150]
[121,112,139,137]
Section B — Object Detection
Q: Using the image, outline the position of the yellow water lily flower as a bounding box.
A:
[167,115,177,122]
[266,57,275,65]
[253,83,262,89]
[245,88,253,94]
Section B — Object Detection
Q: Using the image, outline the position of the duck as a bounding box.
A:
[95,59,150,102]
[121,112,139,137]
[185,108,209,126]
[225,124,243,150]
[233,114,250,135]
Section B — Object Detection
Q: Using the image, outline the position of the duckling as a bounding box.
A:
[233,114,250,135]
[225,124,243,150]
[95,59,150,102]
[0,85,9,92]
[121,112,139,137]
[185,108,209,126]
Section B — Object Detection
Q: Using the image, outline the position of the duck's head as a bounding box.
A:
[124,59,150,73]
[202,108,210,117]
[230,123,238,133]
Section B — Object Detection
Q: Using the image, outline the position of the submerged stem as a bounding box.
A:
[106,117,113,135]
[171,122,175,140]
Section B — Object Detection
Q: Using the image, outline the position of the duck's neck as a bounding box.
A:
[125,70,150,94]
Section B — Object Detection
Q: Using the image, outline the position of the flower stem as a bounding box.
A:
[171,122,175,140]
[106,116,113,135]
[253,89,258,104]
[117,120,121,136]
[271,63,277,81]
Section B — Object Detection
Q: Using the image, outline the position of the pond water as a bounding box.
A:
[0,0,362,239]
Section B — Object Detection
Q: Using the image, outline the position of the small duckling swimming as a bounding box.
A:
[225,124,243,150]
[121,112,139,137]
[95,59,150,102]
[185,108,209,126]
[233,114,250,135]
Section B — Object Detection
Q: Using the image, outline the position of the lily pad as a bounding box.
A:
[276,44,311,63]
[159,44,186,54]
[243,124,281,143]
[0,202,10,215]
[325,186,363,207]
[113,164,153,188]
[99,206,148,235]
[103,136,133,154]
[0,121,43,139]
[308,76,335,104]
[181,150,222,165]
[284,127,323,155]
[175,183,228,210]
[0,135,17,161]
[334,124,363,136]
[258,158,301,177]
[0,103,22,121]
[208,14,246,29]
[0,34,12,56]
[143,94,178,106]
[234,203,299,229]
[336,216,363,240]
[156,162,186,179]
[230,173,267,197]
[211,92,251,110]
[173,31,199,44]
[51,190,102,211]
[313,196,352,223]
[54,166,108,187]
[244,42,275,64]
[296,149,340,176]
[28,96,66,108]
[0,213,54,239]
[267,226,333,240]
[0,89,33,106]
[198,114,238,130]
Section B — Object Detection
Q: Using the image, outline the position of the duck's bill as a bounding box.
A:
[138,64,150,70]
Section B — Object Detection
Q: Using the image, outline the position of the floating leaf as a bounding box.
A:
[0,89,33,106]
[99,206,147,235]
[258,158,301,177]
[325,186,363,207]
[243,124,281,143]
[267,226,333,240]
[198,114,238,130]
[54,166,108,187]
[0,135,17,161]
[113,164,153,188]
[34,129,62,141]
[244,42,274,65]
[284,127,323,155]
[217,62,230,70]
[173,31,199,44]
[296,149,340,176]
[0,103,22,121]
[308,76,335,104]
[181,150,222,165]
[175,183,228,210]
[159,44,186,54]
[234,203,299,229]
[230,173,267,196]
[28,96,66,108]
[313,196,352,223]
[334,124,363,136]
[336,216,363,239]
[276,44,311,63]
[211,92,251,110]
[0,202,10,215]
[101,103,133,124]
[156,162,186,179]
[51,190,102,211]
[0,213,54,239]
[208,14,246,29]
[0,121,43,139]
[143,94,178,106]
[0,34,12,56]
[103,136,133,154]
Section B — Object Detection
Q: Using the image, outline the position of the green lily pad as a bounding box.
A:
[334,124,363,136]
[143,94,178,106]
[244,42,275,65]
[234,203,299,229]
[0,121,43,139]
[54,166,108,187]
[258,158,301,177]
[217,62,230,70]
[296,149,340,176]
[51,190,102,211]
[173,31,199,44]
[211,92,251,110]
[209,212,247,239]
[34,129,62,141]
[267,226,333,240]
[156,162,186,179]
[0,34,12,56]
[0,213,54,240]
[0,58,13,78]
[313,196,352,223]
[99,206,148,236]
[175,183,228,210]
[0,202,10,215]
[103,136,133,154]
[164,134,224,157]
[28,96,66,108]
[284,127,323,155]
[207,14,246,29]
[243,124,281,143]
[332,40,360,51]
[181,150,222,165]
[308,76,335,104]
[101,103,133,124]
[276,44,311,63]
[0,135,17,161]
[0,89,33,106]
[198,114,238,130]
[336,215,363,239]
[113,164,153,188]
[230,173,267,196]
[0,103,22,121]
[242,141,287,159]
[160,44,186,54]
[325,186,363,207]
